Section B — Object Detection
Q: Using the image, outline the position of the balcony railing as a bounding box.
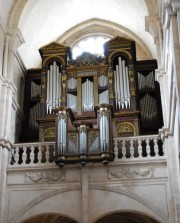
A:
[8,135,165,166]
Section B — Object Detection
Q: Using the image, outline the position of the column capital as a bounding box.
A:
[145,16,161,42]
[172,1,180,13]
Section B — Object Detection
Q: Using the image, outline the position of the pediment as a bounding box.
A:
[105,36,133,47]
[39,41,70,56]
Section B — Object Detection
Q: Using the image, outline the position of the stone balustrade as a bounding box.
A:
[9,135,165,166]
[113,135,164,160]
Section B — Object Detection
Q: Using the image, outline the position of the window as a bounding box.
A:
[72,36,110,59]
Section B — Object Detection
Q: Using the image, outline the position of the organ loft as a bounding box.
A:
[21,36,163,165]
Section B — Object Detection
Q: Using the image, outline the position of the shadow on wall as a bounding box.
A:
[95,211,160,223]
[20,213,78,223]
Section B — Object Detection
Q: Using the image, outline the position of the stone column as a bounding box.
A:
[81,167,89,223]
[0,145,10,223]
[0,28,24,141]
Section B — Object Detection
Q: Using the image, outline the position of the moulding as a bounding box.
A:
[0,14,6,33]
[12,97,25,120]
[163,4,174,29]
[172,1,180,13]
[13,50,26,74]
[2,79,17,94]
[0,138,12,149]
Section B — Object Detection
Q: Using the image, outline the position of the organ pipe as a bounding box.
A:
[99,107,110,151]
[98,74,108,87]
[29,103,41,132]
[31,81,41,99]
[67,93,77,112]
[99,90,109,104]
[82,79,94,112]
[114,57,130,110]
[56,110,67,155]
[140,93,158,126]
[46,61,62,114]
[79,125,87,153]
[138,71,155,91]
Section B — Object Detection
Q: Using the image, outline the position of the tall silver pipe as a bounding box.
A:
[118,58,124,109]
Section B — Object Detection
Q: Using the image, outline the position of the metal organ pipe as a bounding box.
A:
[46,61,62,114]
[82,79,94,112]
[99,108,109,151]
[79,125,87,153]
[57,111,66,154]
[114,57,130,110]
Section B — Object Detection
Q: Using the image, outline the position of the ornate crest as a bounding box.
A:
[68,52,105,67]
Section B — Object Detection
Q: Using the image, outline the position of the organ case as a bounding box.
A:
[21,36,163,164]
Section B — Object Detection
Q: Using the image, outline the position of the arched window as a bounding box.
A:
[72,35,110,59]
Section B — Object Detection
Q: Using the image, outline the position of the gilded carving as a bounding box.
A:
[44,128,55,139]
[68,52,105,67]
[88,131,98,147]
[69,133,78,146]
[117,122,135,136]
[108,50,132,61]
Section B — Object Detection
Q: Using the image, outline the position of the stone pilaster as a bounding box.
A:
[81,167,89,223]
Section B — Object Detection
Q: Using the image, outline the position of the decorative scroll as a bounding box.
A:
[108,167,153,179]
[138,71,155,91]
[25,170,65,183]
[46,61,62,114]
[82,79,94,112]
[114,57,130,109]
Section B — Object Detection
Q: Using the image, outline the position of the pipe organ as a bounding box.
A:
[21,36,163,164]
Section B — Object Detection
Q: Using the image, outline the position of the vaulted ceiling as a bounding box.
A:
[1,0,160,69]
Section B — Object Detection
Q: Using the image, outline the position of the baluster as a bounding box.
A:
[122,140,126,159]
[162,140,165,156]
[137,139,143,158]
[22,146,27,165]
[52,144,55,162]
[14,146,19,165]
[129,139,134,159]
[46,145,50,163]
[8,149,12,165]
[146,138,150,157]
[154,138,159,157]
[114,139,118,160]
[30,146,35,164]
[38,144,42,164]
